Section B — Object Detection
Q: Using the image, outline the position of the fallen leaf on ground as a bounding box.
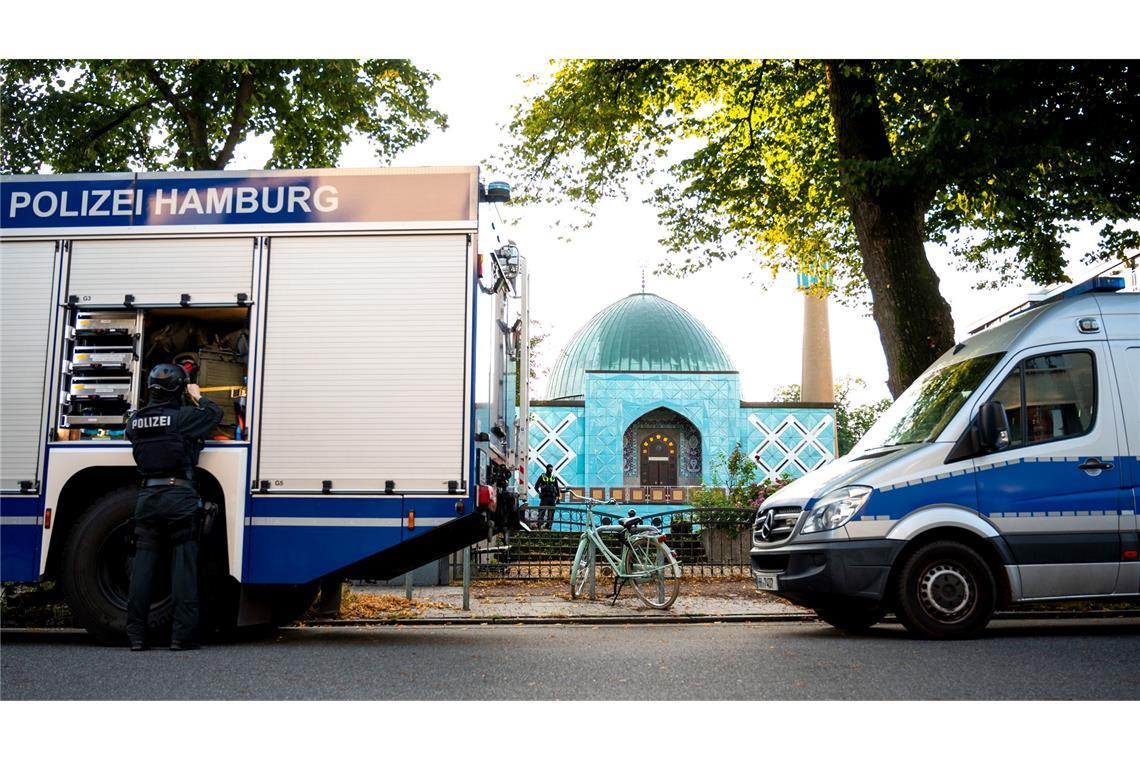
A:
[331,592,455,620]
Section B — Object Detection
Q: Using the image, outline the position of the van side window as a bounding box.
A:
[1023,352,1095,442]
[987,351,1096,448]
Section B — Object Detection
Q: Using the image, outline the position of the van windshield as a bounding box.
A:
[854,352,1005,451]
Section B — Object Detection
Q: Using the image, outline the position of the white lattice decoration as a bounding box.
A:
[748,413,834,478]
[529,412,578,493]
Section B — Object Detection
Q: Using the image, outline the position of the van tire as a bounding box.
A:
[60,487,172,644]
[895,540,995,639]
[815,604,885,633]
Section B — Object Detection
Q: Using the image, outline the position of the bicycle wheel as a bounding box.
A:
[569,536,593,599]
[624,534,681,609]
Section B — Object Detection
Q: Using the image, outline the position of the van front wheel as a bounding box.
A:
[895,541,995,639]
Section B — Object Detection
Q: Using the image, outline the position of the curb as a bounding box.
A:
[293,608,1140,627]
[298,612,818,626]
[4,609,1138,639]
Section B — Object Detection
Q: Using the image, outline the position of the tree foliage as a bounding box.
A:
[501,59,1138,293]
[1,59,447,173]
[498,60,1140,394]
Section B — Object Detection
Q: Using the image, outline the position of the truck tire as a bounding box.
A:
[894,540,995,639]
[60,487,172,644]
[815,604,885,633]
[60,486,240,644]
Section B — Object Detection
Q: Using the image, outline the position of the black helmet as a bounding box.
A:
[147,363,188,395]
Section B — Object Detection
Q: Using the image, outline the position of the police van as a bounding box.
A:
[0,167,530,641]
[751,275,1139,638]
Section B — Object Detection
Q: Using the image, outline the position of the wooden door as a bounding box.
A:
[640,431,678,486]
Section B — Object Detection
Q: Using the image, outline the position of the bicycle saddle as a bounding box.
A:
[618,515,642,530]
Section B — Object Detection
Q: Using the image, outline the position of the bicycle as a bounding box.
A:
[568,496,681,609]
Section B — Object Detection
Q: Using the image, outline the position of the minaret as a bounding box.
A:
[798,271,834,404]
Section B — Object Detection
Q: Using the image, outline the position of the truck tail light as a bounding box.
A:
[478,485,496,509]
[43,508,52,530]
[407,511,415,530]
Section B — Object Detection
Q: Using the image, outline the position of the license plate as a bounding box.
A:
[754,573,778,591]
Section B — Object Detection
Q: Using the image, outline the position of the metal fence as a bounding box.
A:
[451,503,757,580]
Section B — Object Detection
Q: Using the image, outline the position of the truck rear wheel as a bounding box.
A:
[61,487,171,644]
[894,540,995,639]
[60,486,239,644]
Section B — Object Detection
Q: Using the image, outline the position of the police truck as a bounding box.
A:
[0,167,531,641]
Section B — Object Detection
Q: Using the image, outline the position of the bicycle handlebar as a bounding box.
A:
[569,496,616,506]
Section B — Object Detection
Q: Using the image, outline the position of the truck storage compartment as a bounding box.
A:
[140,307,250,440]
[56,306,250,441]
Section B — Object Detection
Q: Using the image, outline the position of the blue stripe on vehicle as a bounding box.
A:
[861,456,1138,520]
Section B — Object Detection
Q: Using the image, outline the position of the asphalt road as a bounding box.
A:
[3,619,1138,700]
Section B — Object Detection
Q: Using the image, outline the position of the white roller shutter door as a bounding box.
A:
[257,235,470,493]
[68,237,254,306]
[1,240,58,491]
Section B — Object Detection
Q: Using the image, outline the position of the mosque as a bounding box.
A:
[526,290,837,503]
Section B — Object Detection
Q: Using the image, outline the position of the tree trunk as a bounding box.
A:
[825,61,956,398]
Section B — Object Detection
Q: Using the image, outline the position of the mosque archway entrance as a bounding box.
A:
[623,408,702,488]
[640,432,678,486]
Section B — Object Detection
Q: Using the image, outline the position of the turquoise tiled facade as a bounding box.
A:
[528,405,586,487]
[524,293,837,497]
[528,397,836,494]
[583,372,740,486]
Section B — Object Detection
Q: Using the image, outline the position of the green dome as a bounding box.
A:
[545,293,736,400]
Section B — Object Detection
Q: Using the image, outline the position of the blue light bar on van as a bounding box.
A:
[1040,276,1126,305]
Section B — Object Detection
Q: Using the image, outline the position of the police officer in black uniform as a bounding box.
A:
[125,363,223,651]
[533,464,564,529]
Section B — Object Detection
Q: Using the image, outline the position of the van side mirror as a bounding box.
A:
[977,401,1011,453]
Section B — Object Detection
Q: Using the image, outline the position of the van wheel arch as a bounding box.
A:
[885,527,1011,611]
